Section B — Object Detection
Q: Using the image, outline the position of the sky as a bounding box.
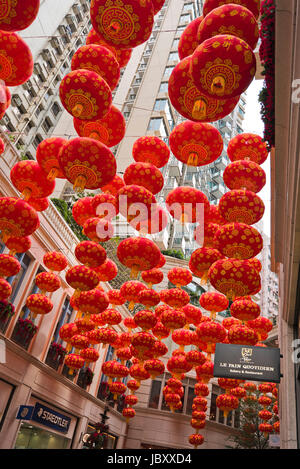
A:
[242,78,271,238]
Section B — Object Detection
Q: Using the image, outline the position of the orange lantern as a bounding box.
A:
[43,251,67,272]
[195,360,214,384]
[117,237,161,279]
[189,433,204,448]
[75,241,107,268]
[199,292,229,319]
[59,69,112,121]
[123,162,164,196]
[141,268,164,288]
[74,105,126,148]
[169,120,223,167]
[169,55,240,122]
[74,288,109,316]
[167,267,193,288]
[227,133,269,165]
[101,174,125,196]
[26,293,53,317]
[66,265,100,293]
[182,304,202,326]
[80,347,100,364]
[64,353,85,374]
[90,0,154,49]
[259,423,273,439]
[0,31,33,86]
[71,44,120,91]
[0,0,40,32]
[198,4,259,50]
[223,160,266,193]
[58,137,116,192]
[172,328,193,352]
[160,288,190,309]
[228,324,259,345]
[101,308,122,326]
[189,247,224,283]
[35,272,61,294]
[10,161,55,201]
[208,258,261,300]
[123,407,136,423]
[214,222,263,259]
[216,393,239,417]
[230,298,260,322]
[0,278,11,301]
[166,186,209,224]
[144,358,165,379]
[93,259,118,283]
[0,254,20,277]
[120,280,145,311]
[178,16,203,60]
[132,136,170,168]
[36,137,67,181]
[137,289,160,308]
[191,35,256,100]
[86,28,132,68]
[109,381,127,400]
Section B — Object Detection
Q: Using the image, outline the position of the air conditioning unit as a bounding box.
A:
[66,14,76,32]
[12,95,22,107]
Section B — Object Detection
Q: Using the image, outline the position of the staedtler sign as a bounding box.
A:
[31,402,71,433]
[213,343,281,383]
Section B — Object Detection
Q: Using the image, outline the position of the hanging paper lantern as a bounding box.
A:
[58,137,116,192]
[169,120,223,167]
[152,321,170,340]
[116,347,132,363]
[26,197,49,213]
[117,184,156,223]
[194,222,219,248]
[227,133,269,165]
[191,35,256,100]
[75,317,96,334]
[141,268,164,289]
[70,333,91,351]
[35,272,61,293]
[230,298,260,322]
[75,240,107,268]
[0,84,11,120]
[228,324,259,345]
[0,278,11,301]
[178,16,203,60]
[216,394,239,417]
[83,217,114,243]
[10,161,55,201]
[247,317,273,340]
[273,421,280,434]
[258,382,273,395]
[194,383,209,397]
[144,358,165,379]
[218,378,244,393]
[102,360,129,384]
[109,381,127,400]
[167,267,193,288]
[130,205,168,236]
[151,340,168,359]
[123,162,164,195]
[208,258,261,300]
[258,409,273,421]
[137,289,160,308]
[0,31,33,86]
[59,69,112,121]
[36,137,67,181]
[167,353,193,379]
[223,160,266,193]
[169,56,240,123]
[192,396,208,411]
[259,423,273,438]
[222,317,241,330]
[198,4,259,50]
[134,310,157,331]
[129,362,150,383]
[86,28,132,68]
[219,189,265,226]
[182,304,202,326]
[65,353,85,373]
[101,308,122,326]
[166,186,209,224]
[71,44,120,91]
[195,360,214,384]
[172,328,193,351]
[101,174,125,196]
[196,321,227,353]
[72,197,95,227]
[59,323,78,351]
[74,105,126,148]
[189,434,204,448]
[160,288,190,309]
[120,280,145,311]
[231,386,247,400]
[74,288,109,315]
[88,327,118,346]
[131,331,155,358]
[199,292,229,319]
[186,350,206,368]
[90,0,155,49]
[132,136,170,168]
[190,419,206,431]
[117,237,161,279]
[107,289,125,309]
[248,257,262,273]
[66,266,100,293]
[43,251,67,272]
[123,407,136,423]
[125,395,138,407]
[26,293,53,316]
[189,247,224,283]
[202,0,260,18]
[164,392,181,411]
[0,254,20,277]
[0,0,40,32]
[80,347,100,364]
[93,259,118,283]
[214,222,263,260]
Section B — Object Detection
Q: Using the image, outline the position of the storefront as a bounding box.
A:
[14,397,78,449]
[82,423,118,449]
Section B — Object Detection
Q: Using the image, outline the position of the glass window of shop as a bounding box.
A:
[15,422,69,449]
[82,423,118,449]
[0,379,15,431]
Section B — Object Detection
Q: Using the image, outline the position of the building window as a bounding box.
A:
[32,134,43,149]
[148,373,197,415]
[42,117,53,133]
[209,385,240,428]
[168,51,179,62]
[159,82,168,93]
[147,117,168,137]
[164,66,175,78]
[154,98,168,111]
[51,102,61,117]
[172,38,180,48]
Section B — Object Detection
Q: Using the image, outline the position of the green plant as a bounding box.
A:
[161,249,185,260]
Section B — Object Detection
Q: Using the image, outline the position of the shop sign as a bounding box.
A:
[213,343,281,383]
[16,406,34,420]
[31,402,71,433]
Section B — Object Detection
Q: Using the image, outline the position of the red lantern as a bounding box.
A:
[190,419,206,430]
[120,280,145,311]
[117,237,161,279]
[227,133,269,165]
[248,257,262,273]
[172,328,193,351]
[141,268,164,288]
[195,360,214,384]
[64,353,85,373]
[152,340,168,359]
[75,317,96,334]
[259,409,272,421]
[196,321,227,353]
[169,55,239,123]
[194,383,209,397]
[58,137,116,192]
[199,292,229,319]
[214,222,263,259]
[134,310,157,331]
[125,395,138,406]
[123,162,164,195]
[88,327,118,346]
[107,289,125,308]
[93,259,118,283]
[59,69,112,121]
[80,347,100,364]
[228,324,259,346]
[259,423,273,438]
[230,298,260,322]
[117,184,156,223]
[167,267,193,288]
[123,407,136,422]
[223,160,266,193]
[86,28,132,68]
[69,334,90,351]
[0,254,20,277]
[116,347,132,363]
[35,272,61,293]
[132,136,170,168]
[102,360,129,384]
[182,304,202,326]
[129,363,150,383]
[189,247,224,283]
[218,378,244,392]
[186,350,206,368]
[160,308,186,331]
[247,317,273,340]
[160,288,190,309]
[66,266,100,293]
[43,252,67,272]
[101,174,125,196]
[131,332,155,359]
[144,358,165,379]
[191,35,256,100]
[195,222,220,248]
[36,138,67,181]
[0,84,11,120]
[167,353,193,379]
[178,16,203,60]
[74,289,109,315]
[71,44,120,91]
[152,321,170,340]
[198,4,259,50]
[169,120,223,167]
[74,105,126,148]
[0,31,33,86]
[231,386,247,399]
[75,241,107,268]
[219,189,265,226]
[189,433,204,448]
[0,0,40,32]
[208,258,261,300]
[109,381,127,400]
[166,186,209,224]
[26,293,53,316]
[90,0,155,49]
[127,379,140,393]
[216,394,239,417]
[192,396,208,411]
[0,278,11,301]
[258,382,273,395]
[258,395,272,408]
[72,197,95,227]
[202,0,260,19]
[273,421,280,434]
[137,289,160,308]
[101,308,122,326]
[222,317,241,330]
[83,217,114,243]
[10,161,55,201]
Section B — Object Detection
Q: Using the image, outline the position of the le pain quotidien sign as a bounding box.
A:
[213,343,281,383]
